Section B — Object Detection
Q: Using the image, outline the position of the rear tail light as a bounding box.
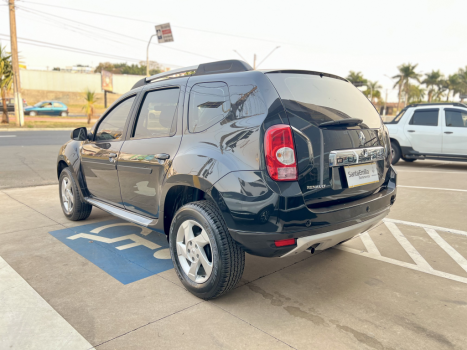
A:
[275,238,296,247]
[264,124,298,181]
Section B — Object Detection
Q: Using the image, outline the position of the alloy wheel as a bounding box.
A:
[61,177,74,214]
[176,219,213,283]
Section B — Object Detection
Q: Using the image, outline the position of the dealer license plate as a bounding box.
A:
[344,162,379,188]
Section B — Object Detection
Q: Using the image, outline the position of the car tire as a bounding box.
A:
[390,141,401,165]
[59,167,92,221]
[29,111,37,117]
[61,111,68,117]
[169,200,245,300]
[402,157,416,162]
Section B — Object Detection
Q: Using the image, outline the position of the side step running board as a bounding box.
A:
[85,198,158,228]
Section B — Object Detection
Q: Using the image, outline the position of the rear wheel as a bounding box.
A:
[29,111,37,117]
[59,167,92,221]
[390,141,401,165]
[60,111,68,117]
[169,201,245,300]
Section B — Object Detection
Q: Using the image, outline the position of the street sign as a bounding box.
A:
[101,70,113,92]
[155,23,174,43]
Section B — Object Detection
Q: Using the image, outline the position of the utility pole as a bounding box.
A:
[253,54,257,70]
[146,34,157,77]
[9,0,24,127]
[383,89,388,116]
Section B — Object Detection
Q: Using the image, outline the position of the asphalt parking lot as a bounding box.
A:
[1,159,467,349]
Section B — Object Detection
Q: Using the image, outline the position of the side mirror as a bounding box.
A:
[71,127,89,141]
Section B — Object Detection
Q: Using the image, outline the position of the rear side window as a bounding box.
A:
[188,82,231,132]
[409,109,439,126]
[53,102,63,108]
[95,96,135,141]
[133,88,179,139]
[266,73,381,128]
[445,109,467,128]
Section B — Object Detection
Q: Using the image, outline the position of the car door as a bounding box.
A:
[53,102,64,116]
[442,108,467,155]
[38,102,53,115]
[117,83,185,218]
[403,108,442,154]
[81,95,137,206]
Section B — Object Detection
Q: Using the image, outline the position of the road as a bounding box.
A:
[0,130,70,189]
[1,159,467,349]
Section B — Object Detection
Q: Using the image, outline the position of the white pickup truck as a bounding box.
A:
[385,103,467,165]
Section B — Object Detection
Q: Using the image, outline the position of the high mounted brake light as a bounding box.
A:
[264,124,298,181]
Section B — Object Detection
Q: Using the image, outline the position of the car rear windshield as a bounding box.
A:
[266,73,382,129]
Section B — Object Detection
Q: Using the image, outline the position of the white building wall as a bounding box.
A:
[20,70,143,94]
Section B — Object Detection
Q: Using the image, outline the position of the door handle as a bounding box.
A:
[155,153,170,160]
[407,130,415,133]
[444,131,453,134]
[109,153,117,163]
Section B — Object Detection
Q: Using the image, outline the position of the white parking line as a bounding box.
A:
[0,135,16,138]
[396,170,467,175]
[424,228,467,273]
[385,222,433,271]
[0,255,94,349]
[398,185,467,192]
[335,220,467,285]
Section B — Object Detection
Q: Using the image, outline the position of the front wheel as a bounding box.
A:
[169,201,245,300]
[59,167,92,221]
[390,141,401,165]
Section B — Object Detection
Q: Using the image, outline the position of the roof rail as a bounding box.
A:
[406,102,467,108]
[131,60,253,90]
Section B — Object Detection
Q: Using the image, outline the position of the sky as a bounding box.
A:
[1,0,466,102]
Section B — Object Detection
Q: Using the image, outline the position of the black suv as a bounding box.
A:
[57,60,397,299]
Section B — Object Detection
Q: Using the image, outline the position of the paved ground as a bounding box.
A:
[0,130,69,188]
[1,160,467,349]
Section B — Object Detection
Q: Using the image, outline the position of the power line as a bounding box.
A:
[20,0,291,46]
[0,34,144,62]
[15,4,219,61]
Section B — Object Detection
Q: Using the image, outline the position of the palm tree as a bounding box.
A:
[392,63,421,110]
[458,67,467,103]
[0,45,13,124]
[422,70,443,102]
[346,71,367,85]
[365,80,382,104]
[82,90,98,124]
[407,84,426,104]
[443,74,461,102]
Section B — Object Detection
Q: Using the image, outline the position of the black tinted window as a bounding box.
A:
[133,88,179,139]
[266,73,381,128]
[95,96,135,141]
[189,82,230,132]
[409,109,439,126]
[445,109,467,128]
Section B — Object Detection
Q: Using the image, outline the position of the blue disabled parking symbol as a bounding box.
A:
[49,219,174,284]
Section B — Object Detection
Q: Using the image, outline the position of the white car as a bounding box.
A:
[385,103,467,165]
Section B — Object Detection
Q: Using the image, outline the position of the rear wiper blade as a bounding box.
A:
[319,118,363,127]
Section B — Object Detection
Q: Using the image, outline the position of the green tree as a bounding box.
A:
[364,80,382,104]
[82,90,98,125]
[442,74,462,102]
[392,63,421,111]
[94,61,162,76]
[346,71,367,85]
[0,45,13,124]
[422,70,443,102]
[458,66,467,102]
[407,84,426,104]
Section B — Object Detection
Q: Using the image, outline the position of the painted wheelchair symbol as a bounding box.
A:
[67,222,171,260]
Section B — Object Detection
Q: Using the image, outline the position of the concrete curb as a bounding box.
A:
[0,128,75,131]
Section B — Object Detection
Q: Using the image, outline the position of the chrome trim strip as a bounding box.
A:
[291,126,314,165]
[145,65,199,82]
[85,198,157,227]
[280,211,387,257]
[329,146,384,167]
